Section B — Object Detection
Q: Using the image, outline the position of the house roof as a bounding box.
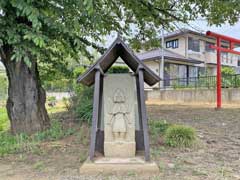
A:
[164,28,205,39]
[137,48,203,64]
[77,37,160,86]
[164,28,240,47]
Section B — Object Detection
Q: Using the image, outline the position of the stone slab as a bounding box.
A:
[79,157,160,175]
[104,141,136,157]
[103,74,138,158]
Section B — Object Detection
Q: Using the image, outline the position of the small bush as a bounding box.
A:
[108,65,129,73]
[149,120,171,135]
[164,125,196,148]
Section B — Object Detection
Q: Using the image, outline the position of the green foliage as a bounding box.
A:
[47,96,56,107]
[34,120,72,141]
[0,120,75,156]
[0,73,8,101]
[149,120,171,136]
[108,66,129,74]
[221,67,235,76]
[221,67,240,88]
[164,125,196,148]
[43,79,73,92]
[149,120,171,144]
[47,96,56,102]
[73,86,93,125]
[0,107,9,131]
[70,66,93,124]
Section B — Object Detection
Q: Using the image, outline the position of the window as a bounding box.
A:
[205,42,215,52]
[238,60,240,67]
[188,37,200,52]
[221,45,228,59]
[166,39,178,49]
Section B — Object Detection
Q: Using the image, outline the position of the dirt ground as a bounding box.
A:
[1,102,240,180]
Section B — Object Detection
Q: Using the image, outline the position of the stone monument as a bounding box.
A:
[104,74,136,158]
[77,37,160,175]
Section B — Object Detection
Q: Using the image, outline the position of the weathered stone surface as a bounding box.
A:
[104,141,135,157]
[103,74,137,157]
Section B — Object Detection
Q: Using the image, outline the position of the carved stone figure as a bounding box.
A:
[108,89,130,140]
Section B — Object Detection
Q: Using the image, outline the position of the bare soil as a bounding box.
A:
[1,102,240,180]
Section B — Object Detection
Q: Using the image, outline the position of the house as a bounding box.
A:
[137,28,240,88]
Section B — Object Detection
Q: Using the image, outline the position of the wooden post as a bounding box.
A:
[137,66,150,161]
[89,69,101,161]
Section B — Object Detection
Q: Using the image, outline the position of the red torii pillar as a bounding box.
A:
[206,31,240,109]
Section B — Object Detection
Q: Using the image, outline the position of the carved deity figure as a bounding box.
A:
[108,89,130,140]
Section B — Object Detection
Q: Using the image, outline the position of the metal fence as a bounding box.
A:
[160,74,240,89]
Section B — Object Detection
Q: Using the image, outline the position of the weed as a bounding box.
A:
[0,120,76,156]
[33,161,45,171]
[164,125,196,148]
[149,120,171,145]
[79,150,88,163]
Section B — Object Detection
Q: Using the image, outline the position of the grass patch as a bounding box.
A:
[0,120,76,156]
[0,101,66,132]
[164,125,196,148]
[0,107,9,131]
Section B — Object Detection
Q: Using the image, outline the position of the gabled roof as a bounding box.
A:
[77,37,160,86]
[137,48,203,64]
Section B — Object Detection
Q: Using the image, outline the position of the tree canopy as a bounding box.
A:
[1,0,240,69]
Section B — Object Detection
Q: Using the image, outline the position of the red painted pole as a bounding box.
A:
[216,37,221,109]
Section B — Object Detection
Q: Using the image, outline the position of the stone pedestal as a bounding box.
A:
[80,156,160,175]
[104,141,136,157]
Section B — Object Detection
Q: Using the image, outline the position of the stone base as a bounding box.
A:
[79,156,159,175]
[104,141,136,157]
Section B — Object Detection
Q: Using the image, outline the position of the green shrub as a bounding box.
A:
[149,120,171,135]
[108,65,129,73]
[164,125,196,148]
[72,86,93,124]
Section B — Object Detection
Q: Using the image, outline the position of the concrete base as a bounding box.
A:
[79,156,159,175]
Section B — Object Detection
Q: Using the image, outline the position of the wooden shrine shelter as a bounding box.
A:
[77,37,160,161]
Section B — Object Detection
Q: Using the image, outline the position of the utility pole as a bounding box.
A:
[159,28,164,89]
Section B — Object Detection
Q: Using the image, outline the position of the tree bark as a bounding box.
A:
[2,55,50,134]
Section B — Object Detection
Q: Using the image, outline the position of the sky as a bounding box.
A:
[182,20,240,38]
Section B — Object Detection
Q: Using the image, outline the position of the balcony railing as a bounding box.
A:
[160,74,240,89]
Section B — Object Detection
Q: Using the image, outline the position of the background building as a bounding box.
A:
[137,28,240,89]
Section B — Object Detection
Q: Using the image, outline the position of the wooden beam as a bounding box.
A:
[137,66,150,161]
[89,70,101,161]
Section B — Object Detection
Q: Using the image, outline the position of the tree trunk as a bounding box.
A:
[2,56,50,134]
